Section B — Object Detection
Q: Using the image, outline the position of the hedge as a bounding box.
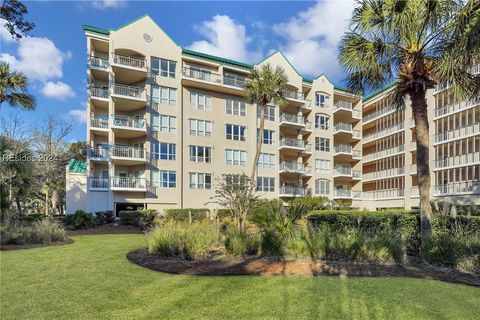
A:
[165,208,209,222]
[119,209,158,229]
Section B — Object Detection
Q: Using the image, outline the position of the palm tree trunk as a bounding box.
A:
[251,104,266,186]
[411,89,433,244]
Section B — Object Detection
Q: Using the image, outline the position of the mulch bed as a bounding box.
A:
[128,248,480,287]
[0,238,74,251]
[68,223,143,236]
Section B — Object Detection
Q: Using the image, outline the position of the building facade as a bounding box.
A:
[77,15,479,215]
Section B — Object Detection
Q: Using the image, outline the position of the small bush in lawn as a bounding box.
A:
[147,222,182,256]
[223,227,259,257]
[120,209,158,229]
[285,233,309,258]
[63,210,97,230]
[0,219,67,245]
[183,222,220,260]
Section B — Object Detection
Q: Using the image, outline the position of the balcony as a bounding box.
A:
[90,116,109,131]
[181,67,246,94]
[362,106,396,124]
[352,109,361,119]
[434,123,479,144]
[88,177,109,191]
[334,166,352,177]
[434,181,480,196]
[334,101,352,111]
[363,189,405,199]
[434,96,480,118]
[223,74,246,88]
[111,146,146,165]
[283,90,305,103]
[110,114,146,138]
[300,122,313,134]
[363,167,405,181]
[111,177,147,192]
[362,122,405,144]
[352,170,362,180]
[88,56,109,81]
[279,113,305,128]
[279,161,306,174]
[87,147,109,161]
[279,185,310,197]
[363,145,405,162]
[112,84,146,101]
[334,122,352,133]
[301,100,312,111]
[333,189,362,199]
[89,86,109,101]
[279,138,305,151]
[434,153,480,169]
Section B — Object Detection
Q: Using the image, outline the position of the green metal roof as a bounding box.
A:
[363,82,397,103]
[68,159,87,174]
[82,24,110,36]
[182,48,253,70]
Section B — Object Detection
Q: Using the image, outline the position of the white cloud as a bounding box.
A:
[187,15,262,63]
[0,36,71,82]
[0,24,15,43]
[92,0,127,9]
[273,0,355,79]
[67,109,87,124]
[41,81,75,100]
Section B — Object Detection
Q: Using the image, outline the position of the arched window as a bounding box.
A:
[315,91,330,108]
[315,113,330,129]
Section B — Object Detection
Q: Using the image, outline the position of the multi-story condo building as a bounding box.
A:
[67,15,479,215]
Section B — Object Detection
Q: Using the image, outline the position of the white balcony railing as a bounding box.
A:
[88,56,109,70]
[223,75,246,88]
[90,87,109,99]
[279,138,305,149]
[434,181,480,195]
[111,114,146,130]
[334,101,352,111]
[89,178,109,190]
[363,145,405,162]
[352,130,362,139]
[182,66,222,84]
[334,144,351,154]
[112,84,146,100]
[283,90,304,101]
[280,161,305,173]
[87,147,109,160]
[334,166,352,176]
[363,167,405,180]
[279,185,310,197]
[111,177,146,190]
[363,189,405,199]
[111,147,145,160]
[470,64,480,75]
[333,190,362,198]
[352,109,361,118]
[434,96,480,118]
[435,153,480,169]
[352,170,362,179]
[434,123,479,143]
[280,113,305,125]
[112,53,147,70]
[362,106,396,123]
[90,116,108,129]
[334,122,352,132]
[363,122,405,143]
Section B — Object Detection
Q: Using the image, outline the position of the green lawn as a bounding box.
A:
[1,234,479,320]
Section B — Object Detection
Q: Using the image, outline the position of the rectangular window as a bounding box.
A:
[159,143,176,160]
[224,72,246,87]
[226,99,246,116]
[154,115,176,133]
[257,105,275,121]
[315,137,330,152]
[258,153,275,168]
[189,66,211,81]
[151,142,159,160]
[315,179,330,195]
[189,119,212,136]
[256,177,275,192]
[159,170,176,188]
[152,57,176,78]
[225,149,247,166]
[315,93,330,108]
[151,169,160,187]
[160,86,176,105]
[258,129,275,144]
[189,145,212,163]
[225,124,246,141]
[189,173,212,189]
[190,92,212,111]
[315,114,330,129]
[315,159,330,173]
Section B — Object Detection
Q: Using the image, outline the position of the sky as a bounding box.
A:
[0,0,356,141]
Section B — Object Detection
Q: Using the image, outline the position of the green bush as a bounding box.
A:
[165,208,209,223]
[15,213,45,223]
[290,196,332,211]
[146,222,220,260]
[1,219,67,245]
[223,227,259,257]
[63,210,97,230]
[119,209,158,229]
[95,211,115,225]
[216,209,234,220]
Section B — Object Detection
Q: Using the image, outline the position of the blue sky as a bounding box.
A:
[0,0,355,141]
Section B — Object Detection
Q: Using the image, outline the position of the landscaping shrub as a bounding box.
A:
[165,208,209,223]
[147,222,220,260]
[223,226,259,257]
[15,213,45,223]
[0,219,67,245]
[119,209,158,229]
[216,209,234,220]
[95,211,115,225]
[290,196,333,211]
[63,210,97,230]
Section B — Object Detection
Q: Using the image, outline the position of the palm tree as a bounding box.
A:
[245,63,288,188]
[338,0,480,243]
[0,62,35,110]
